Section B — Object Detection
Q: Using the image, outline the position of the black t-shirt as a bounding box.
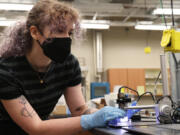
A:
[0,54,82,134]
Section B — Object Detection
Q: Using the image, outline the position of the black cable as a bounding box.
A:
[160,0,167,27]
[153,71,161,96]
[170,0,175,27]
[118,86,139,97]
[144,0,147,13]
[156,95,174,108]
[172,53,178,68]
[118,87,156,103]
[137,92,156,103]
[154,71,161,86]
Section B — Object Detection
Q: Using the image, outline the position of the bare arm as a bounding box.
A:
[64,84,98,116]
[1,95,83,135]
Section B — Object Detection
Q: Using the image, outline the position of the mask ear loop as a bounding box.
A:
[36,27,46,46]
[36,40,42,46]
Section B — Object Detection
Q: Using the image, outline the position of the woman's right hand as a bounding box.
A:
[80,106,126,130]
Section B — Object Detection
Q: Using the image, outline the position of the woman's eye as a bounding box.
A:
[68,31,73,36]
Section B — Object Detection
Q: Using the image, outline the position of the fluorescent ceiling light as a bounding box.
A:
[81,20,110,24]
[81,23,109,29]
[0,17,7,20]
[135,24,171,31]
[0,20,16,26]
[153,8,180,15]
[137,21,153,25]
[81,20,110,29]
[0,3,33,11]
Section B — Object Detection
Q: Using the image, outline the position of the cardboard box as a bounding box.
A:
[92,98,107,109]
[52,105,66,115]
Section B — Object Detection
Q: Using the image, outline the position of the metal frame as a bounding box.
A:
[169,53,180,104]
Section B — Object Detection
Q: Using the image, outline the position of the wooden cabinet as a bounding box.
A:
[127,69,145,90]
[107,68,171,96]
[107,68,145,93]
[107,68,127,92]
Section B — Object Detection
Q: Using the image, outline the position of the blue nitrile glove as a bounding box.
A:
[80,106,126,130]
[127,101,141,119]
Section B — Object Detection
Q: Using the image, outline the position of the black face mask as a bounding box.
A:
[37,38,72,63]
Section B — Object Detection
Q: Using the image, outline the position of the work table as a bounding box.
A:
[91,127,132,135]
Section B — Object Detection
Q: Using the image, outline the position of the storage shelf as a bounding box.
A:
[146,83,162,86]
[145,77,162,79]
[134,94,162,97]
[145,68,163,95]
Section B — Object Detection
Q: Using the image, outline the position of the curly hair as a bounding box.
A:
[0,0,81,57]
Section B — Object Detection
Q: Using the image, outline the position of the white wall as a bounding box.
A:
[72,27,164,82]
[103,27,164,70]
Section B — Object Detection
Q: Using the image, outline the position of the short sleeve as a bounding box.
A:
[0,69,22,100]
[67,56,82,87]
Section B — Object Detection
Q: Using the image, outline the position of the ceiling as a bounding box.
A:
[0,0,180,28]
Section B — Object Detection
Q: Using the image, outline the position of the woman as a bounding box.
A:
[0,0,125,134]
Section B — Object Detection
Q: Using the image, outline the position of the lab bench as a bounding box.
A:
[76,128,131,135]
[50,115,180,135]
[77,121,180,135]
[91,127,132,135]
[90,124,180,135]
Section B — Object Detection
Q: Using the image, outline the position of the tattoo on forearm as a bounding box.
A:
[19,96,35,118]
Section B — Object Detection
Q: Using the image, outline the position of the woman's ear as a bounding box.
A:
[29,26,40,40]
